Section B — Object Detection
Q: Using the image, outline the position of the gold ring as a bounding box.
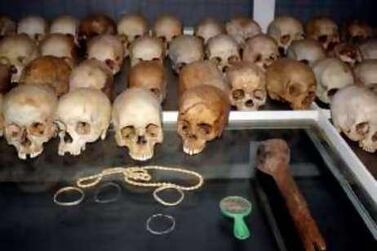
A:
[53,186,85,206]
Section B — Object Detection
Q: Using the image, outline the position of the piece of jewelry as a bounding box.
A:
[94,182,122,204]
[53,186,85,206]
[146,214,176,235]
[153,185,184,206]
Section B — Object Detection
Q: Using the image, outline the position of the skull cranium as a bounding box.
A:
[306,16,339,51]
[39,33,77,67]
[55,88,111,156]
[3,85,57,159]
[112,88,163,161]
[50,15,79,43]
[129,35,165,67]
[194,18,225,44]
[17,16,48,42]
[225,16,261,46]
[153,14,183,54]
[286,39,326,66]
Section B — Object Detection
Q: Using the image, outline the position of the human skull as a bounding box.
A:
[112,88,163,161]
[178,85,229,155]
[0,15,16,37]
[117,13,148,44]
[179,61,228,96]
[286,39,326,66]
[3,85,57,159]
[69,59,113,100]
[129,35,164,67]
[343,20,373,44]
[194,17,225,44]
[39,33,77,67]
[87,34,124,74]
[50,15,79,43]
[206,34,240,73]
[313,58,354,104]
[19,56,71,97]
[306,17,339,51]
[78,14,116,44]
[242,34,279,71]
[330,42,362,67]
[359,39,377,60]
[225,16,261,46]
[0,34,39,83]
[153,14,182,54]
[331,85,377,153]
[168,35,204,73]
[266,58,316,110]
[226,61,266,110]
[128,61,166,103]
[267,16,304,56]
[354,59,377,93]
[17,16,48,42]
[55,88,111,156]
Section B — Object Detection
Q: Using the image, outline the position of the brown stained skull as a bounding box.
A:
[329,42,362,67]
[226,61,266,111]
[78,14,116,44]
[306,17,340,51]
[19,56,72,97]
[342,20,373,44]
[128,61,166,103]
[266,58,316,110]
[225,16,262,46]
[178,85,230,155]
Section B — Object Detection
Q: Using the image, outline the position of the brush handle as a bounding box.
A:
[233,216,250,240]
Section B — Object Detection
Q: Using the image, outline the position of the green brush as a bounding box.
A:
[220,196,252,240]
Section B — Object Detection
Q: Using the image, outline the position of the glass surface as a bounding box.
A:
[0,124,376,251]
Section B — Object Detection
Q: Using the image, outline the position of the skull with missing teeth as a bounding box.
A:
[286,39,326,66]
[153,14,182,54]
[168,35,204,73]
[17,16,48,42]
[87,34,124,74]
[266,58,316,110]
[129,35,165,67]
[267,16,304,55]
[331,86,377,153]
[40,33,77,67]
[225,16,261,46]
[306,17,339,51]
[3,85,57,159]
[0,34,39,83]
[194,18,225,44]
[50,15,79,43]
[117,13,148,55]
[112,88,163,161]
[226,61,266,111]
[69,59,113,99]
[313,58,354,104]
[206,34,240,73]
[178,85,229,155]
[55,88,111,156]
[129,61,166,103]
[242,34,279,71]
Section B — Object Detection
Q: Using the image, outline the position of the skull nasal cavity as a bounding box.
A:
[245,99,254,107]
[137,135,147,144]
[64,132,73,143]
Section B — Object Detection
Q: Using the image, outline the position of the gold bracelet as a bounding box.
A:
[53,186,85,206]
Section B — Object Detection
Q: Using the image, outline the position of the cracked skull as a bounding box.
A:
[129,35,164,67]
[0,34,39,83]
[225,16,261,46]
[194,17,225,44]
[17,16,48,42]
[287,39,326,66]
[206,34,240,73]
[50,15,79,43]
[266,58,316,110]
[69,59,113,99]
[129,60,166,103]
[112,88,163,161]
[55,88,111,156]
[3,85,57,159]
[19,56,71,97]
[243,34,279,71]
[117,13,148,55]
[331,85,377,153]
[306,16,339,51]
[178,85,230,155]
[40,33,77,67]
[226,61,266,111]
[168,35,204,73]
[267,16,304,55]
[313,58,354,104]
[153,14,183,54]
[354,59,377,93]
[87,34,124,74]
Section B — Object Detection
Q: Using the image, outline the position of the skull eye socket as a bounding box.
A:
[280,34,291,45]
[180,120,190,132]
[105,59,115,69]
[150,88,161,98]
[158,36,167,43]
[76,121,91,135]
[213,56,221,64]
[318,35,328,43]
[288,83,303,97]
[372,132,377,142]
[17,56,25,64]
[356,122,369,136]
[134,35,141,40]
[0,56,10,65]
[232,89,245,100]
[300,59,309,65]
[7,124,21,138]
[228,55,240,64]
[152,57,160,61]
[119,34,128,43]
[197,123,212,135]
[146,123,159,137]
[254,89,265,100]
[121,126,135,139]
[29,122,45,136]
[327,88,338,98]
[255,54,262,62]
